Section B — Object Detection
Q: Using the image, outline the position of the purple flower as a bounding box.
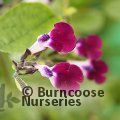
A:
[51,62,83,90]
[49,22,76,53]
[86,60,108,84]
[29,22,76,54]
[75,35,103,60]
[35,62,83,90]
[70,60,108,84]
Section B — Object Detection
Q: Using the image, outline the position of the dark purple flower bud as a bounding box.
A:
[75,35,103,60]
[29,22,76,54]
[70,60,108,84]
[50,62,83,90]
[49,22,76,53]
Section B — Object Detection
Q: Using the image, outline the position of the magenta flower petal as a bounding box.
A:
[49,22,76,53]
[29,22,76,54]
[88,50,102,60]
[94,74,106,84]
[51,62,83,90]
[91,60,108,73]
[86,60,108,84]
[86,35,102,49]
[76,35,103,59]
[76,38,87,56]
[87,71,95,80]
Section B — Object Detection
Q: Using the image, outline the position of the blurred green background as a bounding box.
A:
[0,0,120,120]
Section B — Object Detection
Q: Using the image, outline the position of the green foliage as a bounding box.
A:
[7,92,12,100]
[69,9,105,35]
[7,101,13,108]
[69,0,103,8]
[11,97,20,103]
[102,22,120,75]
[104,0,120,20]
[108,80,120,104]
[0,3,60,53]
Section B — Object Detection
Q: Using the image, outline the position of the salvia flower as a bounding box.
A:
[34,62,83,91]
[75,35,103,60]
[70,60,108,84]
[29,22,76,54]
[14,20,108,93]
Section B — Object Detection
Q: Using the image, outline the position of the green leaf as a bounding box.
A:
[101,22,120,76]
[69,0,102,8]
[104,0,120,20]
[102,22,120,56]
[69,9,105,35]
[8,101,13,108]
[11,97,20,103]
[69,0,86,8]
[0,3,61,53]
[7,92,12,100]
